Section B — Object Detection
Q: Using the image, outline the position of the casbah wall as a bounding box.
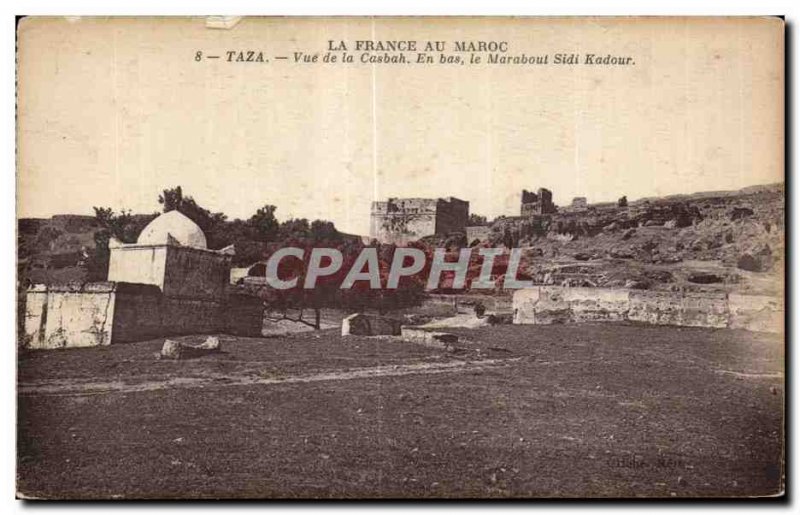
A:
[370,200,438,244]
[435,198,469,235]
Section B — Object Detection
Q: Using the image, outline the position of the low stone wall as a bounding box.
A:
[410,295,458,317]
[23,281,260,348]
[24,283,117,349]
[567,288,631,323]
[112,287,226,342]
[513,286,782,333]
[225,294,265,337]
[412,293,513,317]
[627,291,729,329]
[110,283,166,342]
[400,327,458,351]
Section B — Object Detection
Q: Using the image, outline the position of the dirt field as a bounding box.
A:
[17,323,784,499]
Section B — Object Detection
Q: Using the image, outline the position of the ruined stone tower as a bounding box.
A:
[521,188,556,216]
[369,197,469,245]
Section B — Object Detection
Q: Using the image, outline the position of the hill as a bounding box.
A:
[475,183,784,296]
[17,183,785,296]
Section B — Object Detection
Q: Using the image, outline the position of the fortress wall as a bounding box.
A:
[370,197,468,244]
[435,198,469,234]
[372,213,437,245]
[513,286,781,333]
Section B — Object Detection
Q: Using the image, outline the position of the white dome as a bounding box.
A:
[137,211,207,249]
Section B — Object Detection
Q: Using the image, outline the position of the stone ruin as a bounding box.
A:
[341,312,460,352]
[158,336,221,360]
[520,188,556,216]
[564,197,588,212]
[512,286,783,333]
[341,313,403,336]
[369,196,469,245]
[23,211,264,349]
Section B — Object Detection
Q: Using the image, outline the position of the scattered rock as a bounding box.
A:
[198,336,220,351]
[674,213,695,228]
[341,313,403,336]
[730,206,754,221]
[158,337,222,360]
[401,327,459,351]
[574,252,592,261]
[655,255,683,264]
[644,270,675,283]
[737,254,762,272]
[687,272,723,284]
[160,339,183,360]
[403,314,433,326]
[486,313,513,325]
[610,248,635,259]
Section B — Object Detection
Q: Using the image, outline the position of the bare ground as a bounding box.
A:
[17,323,784,499]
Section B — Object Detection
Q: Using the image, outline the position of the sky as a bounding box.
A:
[17,16,784,235]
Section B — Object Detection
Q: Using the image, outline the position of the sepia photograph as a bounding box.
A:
[14,15,785,500]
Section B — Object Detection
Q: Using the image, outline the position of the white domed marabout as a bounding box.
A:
[137,211,208,249]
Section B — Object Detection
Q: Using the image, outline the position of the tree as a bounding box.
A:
[158,186,229,248]
[248,204,280,242]
[248,240,426,328]
[86,207,156,280]
[158,185,184,212]
[618,195,628,208]
[309,219,340,242]
[279,218,311,240]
